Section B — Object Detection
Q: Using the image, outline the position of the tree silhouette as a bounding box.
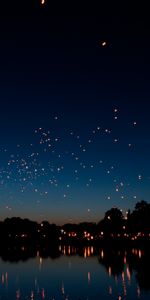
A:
[98,207,124,235]
[128,200,150,234]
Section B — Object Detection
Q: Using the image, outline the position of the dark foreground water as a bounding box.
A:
[0,245,150,300]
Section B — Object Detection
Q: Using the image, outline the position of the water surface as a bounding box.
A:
[0,245,150,300]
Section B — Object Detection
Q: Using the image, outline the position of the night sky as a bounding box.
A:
[0,1,150,224]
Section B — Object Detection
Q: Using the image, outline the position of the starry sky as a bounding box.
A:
[0,1,150,224]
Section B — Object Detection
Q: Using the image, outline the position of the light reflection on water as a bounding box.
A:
[0,246,150,300]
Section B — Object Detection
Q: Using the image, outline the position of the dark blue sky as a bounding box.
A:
[0,1,150,224]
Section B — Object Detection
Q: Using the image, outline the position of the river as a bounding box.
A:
[0,245,150,300]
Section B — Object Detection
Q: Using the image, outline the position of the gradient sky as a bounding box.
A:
[0,1,150,224]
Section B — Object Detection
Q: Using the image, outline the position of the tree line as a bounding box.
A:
[98,200,150,236]
[0,200,150,243]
